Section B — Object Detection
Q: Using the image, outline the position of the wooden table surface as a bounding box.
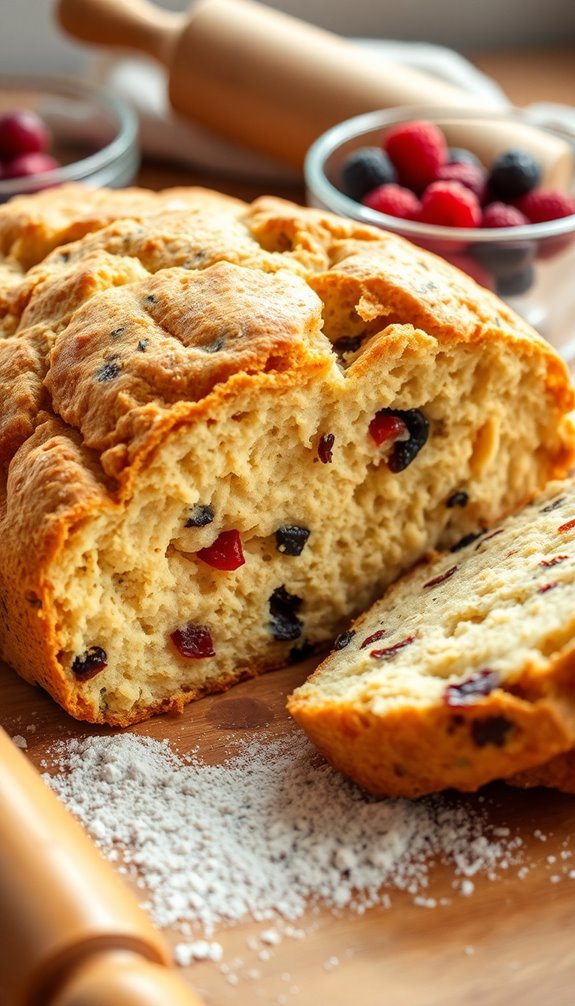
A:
[2,45,575,1006]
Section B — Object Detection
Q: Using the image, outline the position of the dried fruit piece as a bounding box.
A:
[185,504,214,528]
[540,555,569,568]
[269,586,303,641]
[444,669,500,707]
[371,635,415,660]
[423,565,458,589]
[470,716,513,748]
[446,490,469,508]
[317,433,335,464]
[171,623,215,658]
[275,525,310,556]
[197,529,245,570]
[361,628,386,648]
[369,408,429,472]
[72,646,108,682]
[368,411,408,447]
[333,629,355,650]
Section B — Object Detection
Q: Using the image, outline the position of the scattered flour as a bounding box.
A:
[45,732,522,939]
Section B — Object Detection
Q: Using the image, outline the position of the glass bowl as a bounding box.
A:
[0,74,139,201]
[305,107,575,364]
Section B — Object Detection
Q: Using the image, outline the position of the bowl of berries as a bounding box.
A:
[305,107,575,361]
[0,75,139,201]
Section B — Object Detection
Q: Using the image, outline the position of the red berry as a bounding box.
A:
[383,120,447,192]
[0,110,50,158]
[419,181,481,228]
[170,623,215,659]
[515,189,575,224]
[435,162,486,200]
[3,152,59,180]
[362,183,421,220]
[481,202,529,228]
[196,529,245,571]
[368,412,408,446]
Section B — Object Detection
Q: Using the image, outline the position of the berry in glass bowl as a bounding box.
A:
[305,107,575,363]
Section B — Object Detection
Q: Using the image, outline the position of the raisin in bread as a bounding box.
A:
[288,480,575,797]
[0,184,573,726]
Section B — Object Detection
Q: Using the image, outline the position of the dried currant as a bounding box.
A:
[334,629,355,650]
[268,586,303,641]
[171,623,215,658]
[197,529,245,570]
[470,716,513,748]
[369,408,429,472]
[275,525,310,556]
[96,360,121,383]
[541,496,565,513]
[185,504,215,528]
[317,433,335,464]
[446,491,469,508]
[444,669,500,707]
[72,646,108,682]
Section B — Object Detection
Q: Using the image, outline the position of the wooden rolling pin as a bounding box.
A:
[0,727,203,1006]
[57,0,573,184]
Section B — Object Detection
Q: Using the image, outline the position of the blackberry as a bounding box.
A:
[340,147,396,201]
[487,150,541,201]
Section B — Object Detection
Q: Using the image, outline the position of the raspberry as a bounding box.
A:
[419,181,481,228]
[340,147,396,201]
[487,150,540,201]
[481,202,529,228]
[383,120,447,192]
[516,189,575,223]
[0,109,50,158]
[435,162,486,200]
[362,183,421,220]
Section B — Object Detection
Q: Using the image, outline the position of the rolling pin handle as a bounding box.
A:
[49,950,204,1006]
[57,0,181,64]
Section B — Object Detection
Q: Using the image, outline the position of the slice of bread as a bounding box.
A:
[288,480,575,797]
[0,184,573,726]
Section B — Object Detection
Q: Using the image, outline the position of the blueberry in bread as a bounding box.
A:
[0,183,573,726]
[288,480,575,797]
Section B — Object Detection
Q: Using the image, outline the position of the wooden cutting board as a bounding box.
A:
[2,656,575,1006]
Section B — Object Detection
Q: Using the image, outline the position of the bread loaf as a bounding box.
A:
[0,184,573,726]
[288,479,575,797]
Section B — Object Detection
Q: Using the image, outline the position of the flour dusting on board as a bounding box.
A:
[46,733,522,938]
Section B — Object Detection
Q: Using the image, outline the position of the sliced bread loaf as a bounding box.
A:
[288,480,575,797]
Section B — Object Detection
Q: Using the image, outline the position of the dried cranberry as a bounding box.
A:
[171,623,215,658]
[197,530,245,570]
[361,628,387,648]
[368,412,408,447]
[371,635,415,660]
[369,408,429,472]
[317,433,335,464]
[185,504,214,528]
[334,629,355,650]
[268,586,303,641]
[446,491,469,508]
[444,669,500,707]
[72,646,108,682]
[275,525,310,556]
[423,565,458,589]
[540,555,569,568]
[538,582,559,594]
[470,716,513,748]
[558,518,575,534]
